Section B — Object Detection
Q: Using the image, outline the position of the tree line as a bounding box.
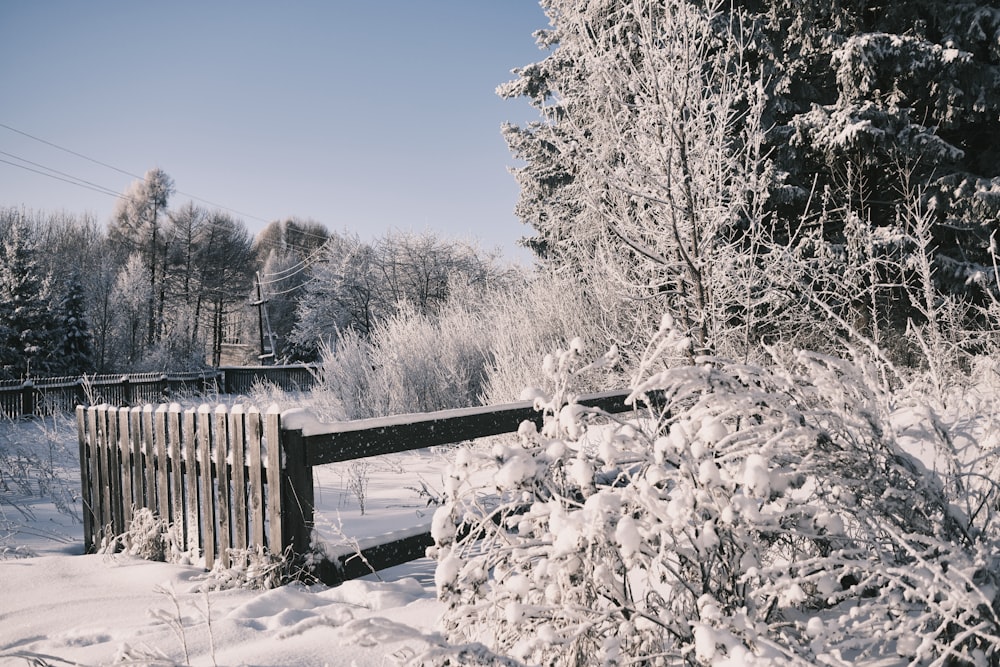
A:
[0,169,512,381]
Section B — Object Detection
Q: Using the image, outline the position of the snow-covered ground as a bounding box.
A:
[0,409,466,666]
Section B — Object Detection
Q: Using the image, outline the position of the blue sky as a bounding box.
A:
[0,2,550,263]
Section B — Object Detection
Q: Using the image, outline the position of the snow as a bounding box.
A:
[1,552,442,666]
[7,352,1000,665]
[0,412,458,666]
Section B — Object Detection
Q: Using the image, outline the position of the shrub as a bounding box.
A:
[432,316,1000,665]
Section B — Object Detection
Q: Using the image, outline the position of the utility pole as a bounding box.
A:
[250,272,277,364]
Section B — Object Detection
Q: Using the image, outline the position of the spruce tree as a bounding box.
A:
[753,0,1000,294]
[0,220,58,378]
[55,274,94,376]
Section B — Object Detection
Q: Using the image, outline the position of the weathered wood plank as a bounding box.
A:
[214,406,232,568]
[117,408,133,529]
[86,406,101,544]
[265,407,282,553]
[183,409,200,553]
[197,406,216,569]
[129,407,143,511]
[77,406,95,553]
[154,406,170,522]
[300,390,647,466]
[142,406,156,510]
[280,429,313,557]
[96,406,113,539]
[230,407,248,552]
[167,405,183,547]
[105,407,123,536]
[246,408,266,551]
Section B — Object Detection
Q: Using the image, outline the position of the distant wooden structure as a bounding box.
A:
[1,365,316,420]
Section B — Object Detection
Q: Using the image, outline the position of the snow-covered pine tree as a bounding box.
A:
[0,219,58,378]
[54,273,94,376]
[753,0,1000,299]
[503,0,1000,359]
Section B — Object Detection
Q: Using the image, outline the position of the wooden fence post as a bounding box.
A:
[77,406,95,553]
[280,428,314,558]
[20,380,35,417]
[122,375,133,406]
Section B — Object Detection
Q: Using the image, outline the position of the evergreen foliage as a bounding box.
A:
[54,273,93,376]
[0,218,58,378]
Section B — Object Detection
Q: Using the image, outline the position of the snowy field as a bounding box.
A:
[0,407,472,666]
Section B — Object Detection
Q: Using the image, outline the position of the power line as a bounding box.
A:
[0,121,341,264]
[0,122,140,180]
[0,156,125,200]
[0,120,330,240]
[0,150,124,198]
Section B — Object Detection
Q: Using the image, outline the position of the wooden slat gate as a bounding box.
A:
[77,404,283,570]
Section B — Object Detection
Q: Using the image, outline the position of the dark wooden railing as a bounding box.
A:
[79,389,659,585]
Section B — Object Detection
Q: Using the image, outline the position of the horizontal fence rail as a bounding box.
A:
[78,388,664,585]
[4,365,317,419]
[283,389,664,583]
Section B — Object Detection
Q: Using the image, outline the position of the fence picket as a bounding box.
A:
[105,408,123,537]
[84,406,99,547]
[90,407,103,536]
[96,407,113,538]
[116,408,133,529]
[167,406,183,547]
[230,407,248,553]
[129,408,143,512]
[214,406,232,568]
[265,408,282,553]
[246,408,266,551]
[183,409,200,553]
[77,407,94,552]
[197,406,216,569]
[154,406,170,522]
[142,407,156,511]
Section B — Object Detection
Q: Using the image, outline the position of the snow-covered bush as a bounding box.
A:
[108,507,172,562]
[314,298,492,419]
[432,316,1000,665]
[310,272,617,421]
[479,271,612,405]
[201,545,300,591]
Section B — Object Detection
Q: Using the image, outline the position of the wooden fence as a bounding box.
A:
[3,365,317,420]
[78,389,658,584]
[77,403,282,570]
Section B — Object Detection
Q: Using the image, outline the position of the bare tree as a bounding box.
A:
[500,0,771,362]
[108,169,174,349]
